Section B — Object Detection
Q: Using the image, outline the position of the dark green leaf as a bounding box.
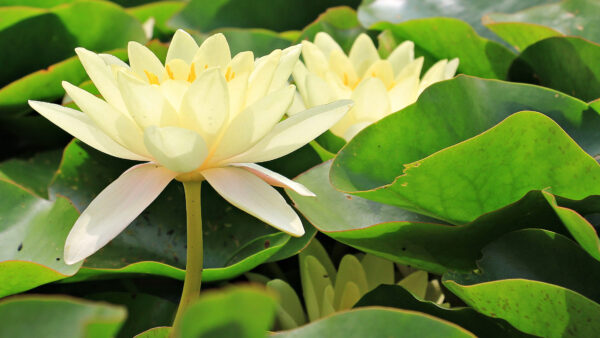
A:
[0,149,62,198]
[509,36,600,101]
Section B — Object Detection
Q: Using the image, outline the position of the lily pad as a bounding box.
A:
[0,295,126,338]
[294,7,365,53]
[509,36,600,102]
[0,1,146,88]
[357,0,553,43]
[0,149,62,198]
[127,1,185,40]
[289,161,574,274]
[0,179,80,297]
[486,0,600,44]
[355,284,529,337]
[483,22,562,51]
[272,307,475,337]
[168,0,360,34]
[49,140,313,282]
[444,229,600,337]
[331,76,600,218]
[371,19,515,79]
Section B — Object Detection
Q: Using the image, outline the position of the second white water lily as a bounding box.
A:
[292,32,458,141]
[29,30,352,265]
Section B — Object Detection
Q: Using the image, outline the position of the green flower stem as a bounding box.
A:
[172,180,204,335]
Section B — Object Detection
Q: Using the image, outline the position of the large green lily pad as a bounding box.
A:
[357,0,553,43]
[509,36,600,102]
[0,295,126,338]
[331,76,600,219]
[294,7,365,53]
[289,161,576,274]
[168,0,360,34]
[371,19,515,79]
[272,307,475,337]
[0,149,62,198]
[443,229,600,337]
[0,1,145,88]
[0,179,80,297]
[486,0,600,44]
[355,284,529,337]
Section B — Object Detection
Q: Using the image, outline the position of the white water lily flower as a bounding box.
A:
[29,30,352,265]
[292,32,458,141]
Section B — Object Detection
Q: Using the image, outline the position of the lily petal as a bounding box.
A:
[329,49,358,89]
[226,51,254,118]
[28,101,147,161]
[202,166,305,236]
[351,77,390,122]
[166,29,198,64]
[144,126,208,173]
[269,45,301,93]
[62,81,150,157]
[193,33,231,72]
[64,163,176,264]
[180,68,229,144]
[348,34,379,77]
[387,40,414,76]
[305,73,335,107]
[211,85,295,162]
[314,32,343,58]
[418,59,448,94]
[224,99,352,163]
[117,70,179,129]
[128,41,165,82]
[388,75,419,113]
[445,58,460,79]
[75,47,127,112]
[232,163,315,196]
[246,49,282,105]
[301,41,328,77]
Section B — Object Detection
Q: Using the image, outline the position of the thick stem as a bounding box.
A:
[172,180,203,335]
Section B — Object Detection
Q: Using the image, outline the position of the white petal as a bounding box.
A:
[64,163,176,264]
[301,41,328,77]
[160,79,189,111]
[387,40,414,76]
[224,99,352,163]
[99,53,130,69]
[292,61,309,104]
[225,51,254,117]
[246,49,281,106]
[445,58,460,79]
[144,126,208,173]
[167,29,199,64]
[395,56,424,83]
[62,81,150,157]
[180,68,229,145]
[362,60,395,88]
[314,32,343,58]
[418,59,448,94]
[210,85,295,163]
[117,71,179,129]
[348,34,379,77]
[329,49,358,89]
[389,76,419,112]
[128,41,165,82]
[202,166,305,236]
[193,33,231,71]
[28,101,147,161]
[268,45,301,93]
[351,77,390,122]
[232,163,315,196]
[75,47,127,112]
[287,90,307,116]
[305,73,335,107]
